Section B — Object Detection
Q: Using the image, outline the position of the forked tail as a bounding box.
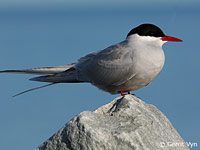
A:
[0,64,84,97]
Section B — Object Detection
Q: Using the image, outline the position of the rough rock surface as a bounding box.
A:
[37,95,188,150]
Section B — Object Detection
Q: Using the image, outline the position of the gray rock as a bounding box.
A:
[37,95,188,150]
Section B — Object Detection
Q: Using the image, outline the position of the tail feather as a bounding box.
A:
[1,64,84,96]
[30,69,83,83]
[0,64,74,75]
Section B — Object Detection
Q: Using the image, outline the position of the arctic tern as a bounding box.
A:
[0,23,182,96]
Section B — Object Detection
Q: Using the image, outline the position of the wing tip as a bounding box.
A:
[0,70,20,73]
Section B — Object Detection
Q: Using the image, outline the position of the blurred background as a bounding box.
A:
[0,0,199,149]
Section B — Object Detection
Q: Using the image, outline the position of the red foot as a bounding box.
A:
[118,90,131,96]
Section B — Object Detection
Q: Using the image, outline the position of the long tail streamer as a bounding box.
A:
[13,83,57,97]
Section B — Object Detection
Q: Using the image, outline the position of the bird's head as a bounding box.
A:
[127,23,182,46]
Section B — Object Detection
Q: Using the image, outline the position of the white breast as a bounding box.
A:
[128,34,165,87]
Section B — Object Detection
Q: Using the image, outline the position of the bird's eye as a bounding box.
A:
[145,32,155,36]
[149,32,154,36]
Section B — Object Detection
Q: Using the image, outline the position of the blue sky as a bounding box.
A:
[0,0,199,8]
[0,1,199,150]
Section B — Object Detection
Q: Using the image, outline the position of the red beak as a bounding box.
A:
[161,36,182,42]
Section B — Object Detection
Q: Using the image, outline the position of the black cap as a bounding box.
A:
[127,24,165,38]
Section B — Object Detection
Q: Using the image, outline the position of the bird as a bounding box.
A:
[0,23,182,97]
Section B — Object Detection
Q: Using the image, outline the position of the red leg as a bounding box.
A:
[120,91,126,96]
[118,90,131,96]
